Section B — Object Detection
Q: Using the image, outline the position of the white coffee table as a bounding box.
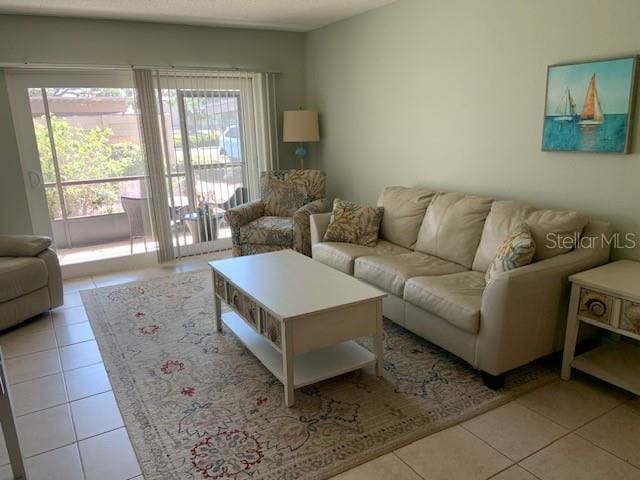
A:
[209,250,386,407]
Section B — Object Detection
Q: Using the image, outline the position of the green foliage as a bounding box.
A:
[33,115,144,218]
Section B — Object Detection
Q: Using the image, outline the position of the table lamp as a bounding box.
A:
[283,110,319,169]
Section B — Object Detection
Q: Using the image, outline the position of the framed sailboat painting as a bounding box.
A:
[542,56,638,153]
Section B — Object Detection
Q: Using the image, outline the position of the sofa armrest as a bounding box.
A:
[38,248,63,308]
[293,199,331,256]
[477,221,612,375]
[0,235,52,257]
[310,212,333,246]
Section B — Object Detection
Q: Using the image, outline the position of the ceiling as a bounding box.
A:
[0,0,397,31]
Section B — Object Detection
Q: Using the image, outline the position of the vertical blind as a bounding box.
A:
[135,69,279,263]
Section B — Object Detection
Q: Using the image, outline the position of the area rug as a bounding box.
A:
[81,270,558,480]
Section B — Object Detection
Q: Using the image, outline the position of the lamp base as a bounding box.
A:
[295,145,308,170]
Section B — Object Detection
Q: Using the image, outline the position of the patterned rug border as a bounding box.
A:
[81,270,559,480]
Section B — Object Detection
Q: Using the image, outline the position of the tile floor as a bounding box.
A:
[1,257,639,480]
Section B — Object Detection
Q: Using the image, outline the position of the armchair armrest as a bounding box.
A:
[224,200,265,255]
[477,228,611,375]
[310,212,333,247]
[0,235,52,257]
[292,198,331,256]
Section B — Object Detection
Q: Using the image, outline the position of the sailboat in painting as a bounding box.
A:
[579,73,605,126]
[553,87,577,121]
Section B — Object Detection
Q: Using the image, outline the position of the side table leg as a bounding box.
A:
[561,283,581,381]
[374,300,384,377]
[214,295,222,333]
[282,322,295,407]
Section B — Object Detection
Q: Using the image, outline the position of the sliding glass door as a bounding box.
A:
[7,68,278,269]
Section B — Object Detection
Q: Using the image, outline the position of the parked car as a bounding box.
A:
[219,125,241,160]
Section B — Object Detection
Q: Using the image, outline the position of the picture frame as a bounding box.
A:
[542,55,638,153]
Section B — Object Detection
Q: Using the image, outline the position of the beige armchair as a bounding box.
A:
[225,169,330,257]
[0,235,63,331]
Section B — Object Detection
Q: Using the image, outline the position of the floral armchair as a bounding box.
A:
[225,169,330,257]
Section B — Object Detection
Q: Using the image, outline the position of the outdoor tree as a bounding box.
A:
[33,115,144,219]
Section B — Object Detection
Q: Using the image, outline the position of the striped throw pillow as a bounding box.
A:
[486,223,536,283]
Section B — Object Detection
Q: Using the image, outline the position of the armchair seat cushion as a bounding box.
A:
[312,240,410,275]
[0,257,48,302]
[404,271,486,334]
[239,216,294,246]
[354,252,467,297]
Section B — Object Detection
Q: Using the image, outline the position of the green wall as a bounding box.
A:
[0,15,305,234]
[305,0,640,260]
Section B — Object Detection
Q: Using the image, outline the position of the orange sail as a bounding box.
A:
[580,74,604,123]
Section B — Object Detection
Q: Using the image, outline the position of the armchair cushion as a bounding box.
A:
[292,198,331,256]
[239,217,293,246]
[323,199,384,247]
[0,257,48,302]
[0,235,52,257]
[260,169,327,217]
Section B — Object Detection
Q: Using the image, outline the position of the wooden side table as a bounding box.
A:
[561,260,640,395]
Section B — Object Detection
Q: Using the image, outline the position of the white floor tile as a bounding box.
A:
[0,465,13,480]
[395,425,512,480]
[520,434,640,480]
[517,378,628,429]
[5,349,62,385]
[61,291,83,309]
[0,329,57,359]
[55,322,95,347]
[52,306,89,328]
[25,444,84,480]
[92,271,145,288]
[60,340,102,371]
[63,276,96,293]
[576,405,640,468]
[79,428,141,480]
[462,402,568,461]
[16,404,76,458]
[64,362,112,401]
[10,373,68,417]
[71,391,124,440]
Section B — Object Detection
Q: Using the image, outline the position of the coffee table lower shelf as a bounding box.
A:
[222,311,375,389]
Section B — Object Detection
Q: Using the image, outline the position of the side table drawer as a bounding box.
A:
[261,311,282,349]
[578,288,614,325]
[244,298,261,332]
[621,300,640,335]
[213,272,227,302]
[227,284,245,314]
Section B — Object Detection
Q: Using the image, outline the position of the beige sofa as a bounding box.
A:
[310,187,612,388]
[0,235,63,331]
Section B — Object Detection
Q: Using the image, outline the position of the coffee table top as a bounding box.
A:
[209,250,385,320]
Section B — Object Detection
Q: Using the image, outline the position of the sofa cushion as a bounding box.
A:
[485,223,536,283]
[0,257,48,303]
[323,199,384,247]
[403,271,486,334]
[312,240,410,275]
[354,252,467,297]
[239,216,293,246]
[527,209,588,261]
[472,201,536,272]
[376,187,435,249]
[415,192,493,268]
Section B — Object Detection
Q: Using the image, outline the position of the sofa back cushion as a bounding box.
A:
[472,200,536,272]
[376,186,436,249]
[415,192,493,268]
[473,200,589,270]
[260,169,327,217]
[527,209,589,261]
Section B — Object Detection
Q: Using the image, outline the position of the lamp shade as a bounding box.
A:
[283,110,320,143]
